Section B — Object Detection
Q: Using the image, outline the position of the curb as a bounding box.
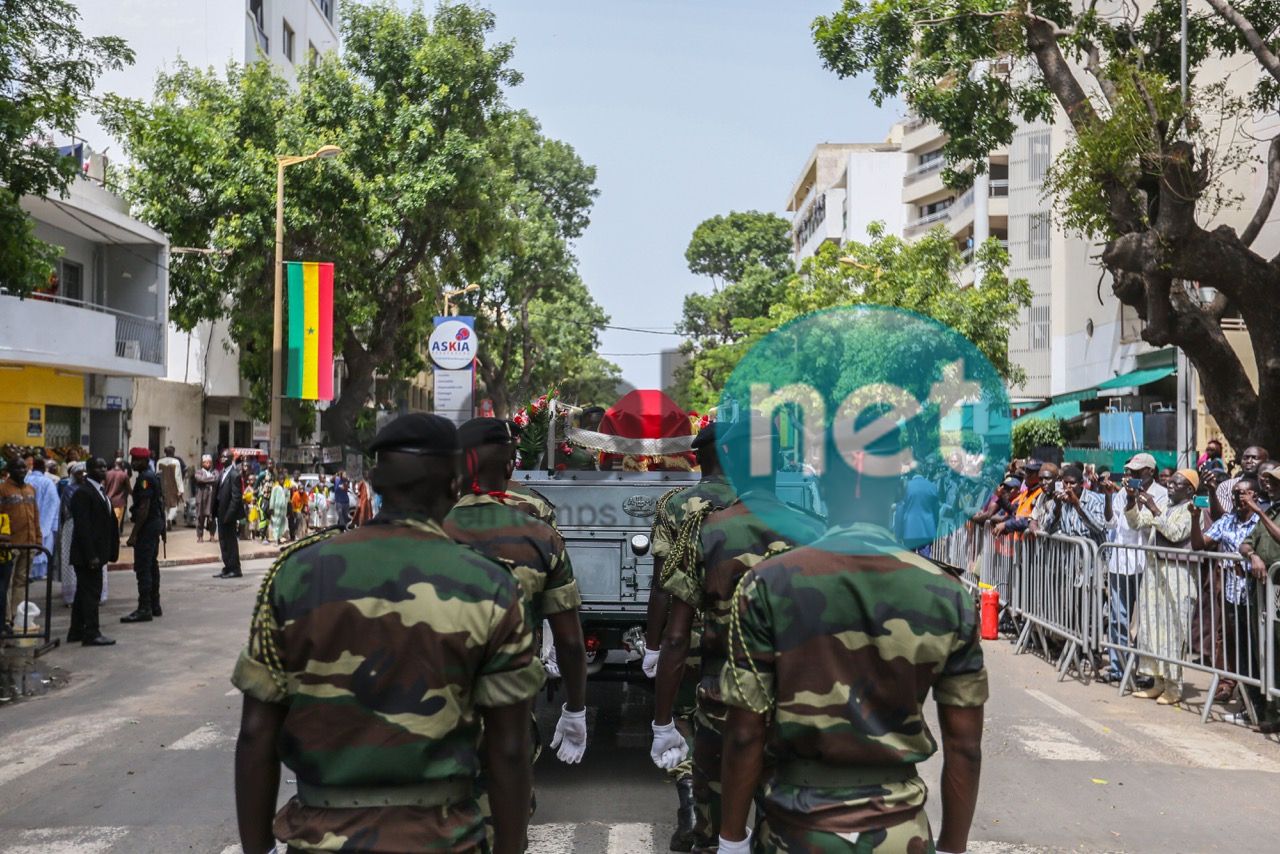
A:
[111,549,280,571]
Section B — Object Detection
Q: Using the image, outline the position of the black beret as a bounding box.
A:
[367,413,459,456]
[458,417,518,450]
[691,422,719,449]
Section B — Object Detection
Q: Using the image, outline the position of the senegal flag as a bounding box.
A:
[285,261,334,401]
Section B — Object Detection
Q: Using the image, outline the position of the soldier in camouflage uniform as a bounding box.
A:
[444,417,589,765]
[652,422,826,853]
[232,414,542,854]
[642,424,736,851]
[716,448,987,854]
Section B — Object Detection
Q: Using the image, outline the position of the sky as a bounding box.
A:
[454,0,901,390]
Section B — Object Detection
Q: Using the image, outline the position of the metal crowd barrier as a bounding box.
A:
[1,543,59,656]
[1009,532,1097,681]
[1267,564,1280,717]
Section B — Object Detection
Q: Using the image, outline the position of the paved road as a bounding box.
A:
[1,557,1277,853]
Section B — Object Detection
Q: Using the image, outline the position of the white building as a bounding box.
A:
[785,135,909,264]
[58,1,343,464]
[1,151,168,459]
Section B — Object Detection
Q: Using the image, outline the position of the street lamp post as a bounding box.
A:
[442,283,479,317]
[270,145,342,457]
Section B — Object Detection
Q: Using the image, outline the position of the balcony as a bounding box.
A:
[0,291,166,377]
[904,205,952,235]
[903,156,944,185]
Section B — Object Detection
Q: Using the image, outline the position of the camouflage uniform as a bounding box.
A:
[444,493,581,624]
[231,513,542,853]
[721,523,989,853]
[650,477,738,784]
[663,491,826,851]
[500,486,557,529]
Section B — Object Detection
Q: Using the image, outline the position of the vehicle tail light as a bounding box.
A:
[584,632,602,654]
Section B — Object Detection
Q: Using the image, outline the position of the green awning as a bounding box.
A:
[1096,364,1176,391]
[1014,400,1080,426]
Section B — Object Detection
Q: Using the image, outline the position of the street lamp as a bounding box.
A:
[270,145,343,457]
[442,283,480,316]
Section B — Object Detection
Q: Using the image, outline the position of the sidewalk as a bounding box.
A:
[111,525,282,571]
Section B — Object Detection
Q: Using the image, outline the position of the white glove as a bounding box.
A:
[650,720,688,770]
[642,647,660,678]
[717,831,752,853]
[550,705,587,764]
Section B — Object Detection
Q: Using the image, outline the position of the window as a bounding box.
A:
[58,259,84,302]
[282,19,296,63]
[249,0,264,30]
[1028,130,1051,181]
[308,41,318,67]
[316,0,334,22]
[1029,304,1050,351]
[1028,211,1051,260]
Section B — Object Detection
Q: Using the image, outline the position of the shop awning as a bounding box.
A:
[1096,364,1176,391]
[1014,399,1081,426]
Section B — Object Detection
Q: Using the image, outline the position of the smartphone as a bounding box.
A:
[1125,477,1144,490]
[1194,494,1210,509]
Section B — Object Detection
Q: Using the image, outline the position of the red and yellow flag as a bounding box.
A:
[285,261,334,401]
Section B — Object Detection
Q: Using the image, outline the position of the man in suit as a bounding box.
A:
[213,450,244,579]
[69,457,119,646]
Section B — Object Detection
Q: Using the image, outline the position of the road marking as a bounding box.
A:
[225,687,240,697]
[0,718,126,786]
[606,822,653,853]
[1009,723,1106,762]
[1127,719,1280,773]
[526,822,575,853]
[167,723,232,750]
[5,826,129,854]
[1025,688,1117,740]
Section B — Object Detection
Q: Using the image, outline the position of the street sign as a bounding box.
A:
[431,315,477,425]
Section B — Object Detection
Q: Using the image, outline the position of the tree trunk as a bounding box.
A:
[321,330,378,448]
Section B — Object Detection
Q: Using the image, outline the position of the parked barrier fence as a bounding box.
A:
[930,524,1280,725]
[0,543,59,656]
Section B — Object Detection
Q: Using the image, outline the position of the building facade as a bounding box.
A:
[786,136,908,265]
[1,153,168,459]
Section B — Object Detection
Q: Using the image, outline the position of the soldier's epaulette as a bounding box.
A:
[655,486,686,517]
[265,525,344,578]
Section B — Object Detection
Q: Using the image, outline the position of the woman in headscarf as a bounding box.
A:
[57,462,87,606]
[193,454,218,542]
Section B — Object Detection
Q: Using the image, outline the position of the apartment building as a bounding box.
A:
[1,152,169,458]
[786,135,908,264]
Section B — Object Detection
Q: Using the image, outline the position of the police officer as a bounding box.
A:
[642,422,736,851]
[443,417,589,765]
[122,447,165,623]
[715,436,987,853]
[651,420,825,851]
[232,413,542,854]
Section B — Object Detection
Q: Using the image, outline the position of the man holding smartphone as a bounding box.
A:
[1098,453,1168,685]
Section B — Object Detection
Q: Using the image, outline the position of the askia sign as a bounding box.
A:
[429,319,479,370]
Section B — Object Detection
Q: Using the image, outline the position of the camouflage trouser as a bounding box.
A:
[690,694,730,853]
[755,809,934,853]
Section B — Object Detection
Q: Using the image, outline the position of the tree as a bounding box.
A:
[674,211,794,408]
[0,0,132,294]
[102,2,519,445]
[814,0,1280,451]
[1012,418,1065,459]
[460,112,619,416]
[679,224,1031,412]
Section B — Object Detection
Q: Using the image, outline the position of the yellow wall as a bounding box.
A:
[0,365,84,446]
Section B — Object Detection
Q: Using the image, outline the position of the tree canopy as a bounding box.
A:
[677,221,1030,412]
[0,0,132,294]
[103,1,607,443]
[814,0,1280,450]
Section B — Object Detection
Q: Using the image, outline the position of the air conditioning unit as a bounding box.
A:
[119,340,141,360]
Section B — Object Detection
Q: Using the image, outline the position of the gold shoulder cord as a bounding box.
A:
[250,526,343,693]
[727,569,772,715]
[661,502,715,586]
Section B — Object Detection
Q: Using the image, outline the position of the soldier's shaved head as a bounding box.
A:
[369,451,461,521]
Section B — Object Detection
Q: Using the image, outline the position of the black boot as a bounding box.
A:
[151,601,162,618]
[669,775,696,852]
[121,601,152,623]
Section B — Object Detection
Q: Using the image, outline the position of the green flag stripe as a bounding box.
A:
[286,262,304,398]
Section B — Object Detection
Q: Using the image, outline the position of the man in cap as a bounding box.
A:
[716,426,986,854]
[1237,461,1280,733]
[122,448,165,623]
[1097,451,1168,684]
[651,418,826,851]
[443,416,589,769]
[232,413,541,854]
[642,422,737,851]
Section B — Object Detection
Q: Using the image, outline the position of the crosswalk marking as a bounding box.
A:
[526,822,575,854]
[1009,723,1107,762]
[0,717,126,787]
[167,723,232,750]
[1126,719,1280,773]
[606,822,654,853]
[5,826,129,854]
